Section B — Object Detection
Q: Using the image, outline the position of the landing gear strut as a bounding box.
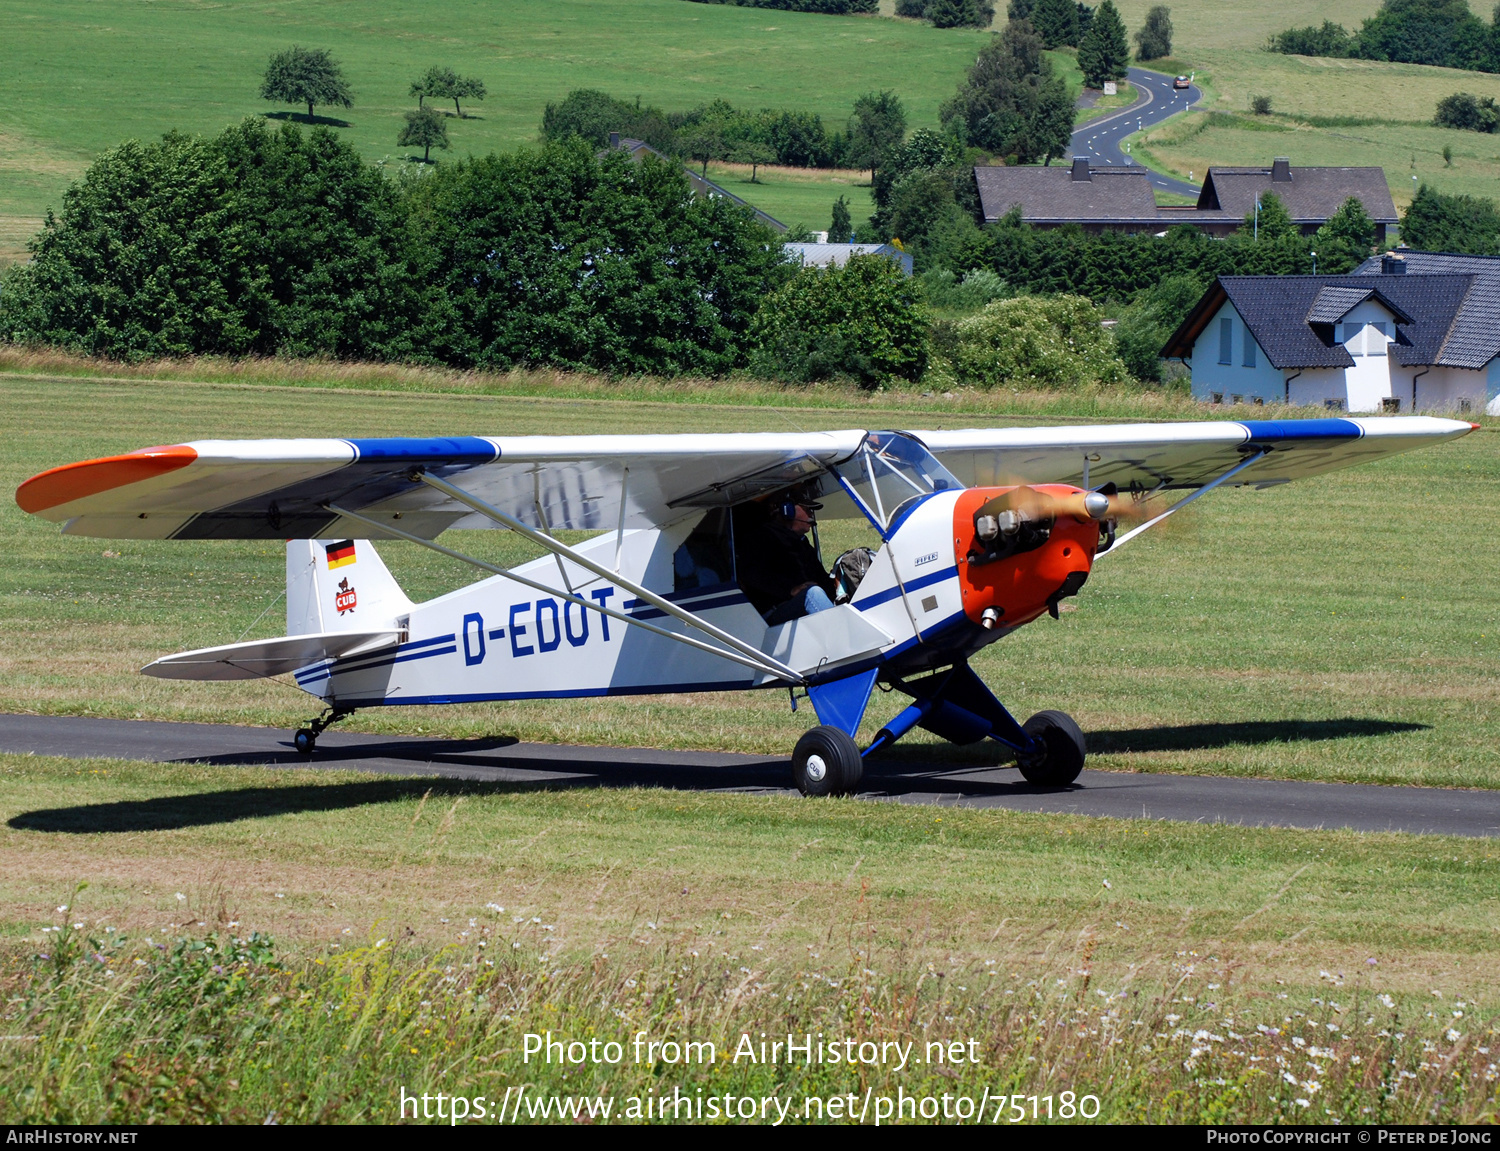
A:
[293,708,353,755]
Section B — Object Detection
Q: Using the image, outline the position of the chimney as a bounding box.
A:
[608,131,620,148]
[1381,253,1406,275]
[1071,156,1091,182]
[1271,157,1292,182]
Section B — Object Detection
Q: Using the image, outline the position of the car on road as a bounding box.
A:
[1173,75,1191,90]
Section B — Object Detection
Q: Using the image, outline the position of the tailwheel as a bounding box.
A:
[292,707,352,757]
[1016,709,1086,788]
[792,725,863,797]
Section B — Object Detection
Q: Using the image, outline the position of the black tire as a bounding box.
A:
[294,728,316,755]
[792,725,863,797]
[1016,709,1085,787]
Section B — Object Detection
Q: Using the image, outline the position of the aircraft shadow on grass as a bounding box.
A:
[7,717,1427,834]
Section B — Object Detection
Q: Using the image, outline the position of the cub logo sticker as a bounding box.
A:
[335,577,357,615]
[325,540,356,569]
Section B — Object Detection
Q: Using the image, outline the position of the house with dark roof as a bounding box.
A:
[975,158,1163,233]
[1161,252,1500,414]
[1182,158,1398,241]
[785,242,914,276]
[974,157,1398,239]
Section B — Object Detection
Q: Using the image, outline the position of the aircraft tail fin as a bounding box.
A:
[287,539,413,636]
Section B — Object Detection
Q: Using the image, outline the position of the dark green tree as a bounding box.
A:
[940,19,1074,164]
[259,46,353,122]
[829,195,853,242]
[409,66,457,109]
[407,140,789,375]
[399,106,450,162]
[1267,20,1354,56]
[750,253,928,386]
[681,125,727,175]
[1032,0,1080,47]
[540,90,677,153]
[451,75,487,118]
[848,91,907,178]
[1134,4,1172,59]
[1401,184,1500,252]
[1244,192,1298,240]
[1435,92,1500,131]
[0,120,414,360]
[1355,0,1488,68]
[729,140,775,182]
[1318,197,1377,249]
[1077,0,1130,87]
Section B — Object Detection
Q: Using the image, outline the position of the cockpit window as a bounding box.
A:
[829,432,961,536]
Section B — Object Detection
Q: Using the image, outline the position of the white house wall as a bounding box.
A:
[1190,299,1494,414]
[1188,301,1286,403]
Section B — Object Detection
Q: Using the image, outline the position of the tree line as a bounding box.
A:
[0,122,786,375]
[1269,0,1500,73]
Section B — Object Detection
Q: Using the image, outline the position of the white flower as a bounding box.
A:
[56,905,68,913]
[1447,1029,1462,1042]
[1102,879,1111,889]
[1379,994,1396,1009]
[175,893,186,901]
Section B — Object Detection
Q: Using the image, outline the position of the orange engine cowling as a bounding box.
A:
[953,484,1101,631]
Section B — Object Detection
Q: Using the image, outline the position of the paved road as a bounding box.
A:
[4,714,1498,838]
[1071,66,1202,197]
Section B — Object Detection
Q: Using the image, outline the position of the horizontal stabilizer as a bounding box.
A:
[141,630,401,681]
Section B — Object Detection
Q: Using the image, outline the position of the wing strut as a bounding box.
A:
[1096,450,1269,558]
[326,504,805,686]
[412,472,806,684]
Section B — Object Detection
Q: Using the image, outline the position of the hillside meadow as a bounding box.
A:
[0,0,985,228]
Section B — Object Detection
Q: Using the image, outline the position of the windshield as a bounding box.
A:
[829,432,962,536]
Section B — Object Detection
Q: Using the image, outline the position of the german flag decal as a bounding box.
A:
[325,540,356,569]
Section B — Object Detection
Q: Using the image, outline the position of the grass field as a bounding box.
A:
[3,756,1500,1122]
[1,366,1495,792]
[0,0,987,221]
[695,162,877,235]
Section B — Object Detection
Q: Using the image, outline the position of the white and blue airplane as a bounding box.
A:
[16,416,1475,795]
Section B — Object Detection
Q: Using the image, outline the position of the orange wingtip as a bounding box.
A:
[15,445,198,514]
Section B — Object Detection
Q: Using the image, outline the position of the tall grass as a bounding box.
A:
[5,898,1497,1123]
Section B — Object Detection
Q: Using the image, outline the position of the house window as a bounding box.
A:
[1243,327,1257,368]
[1218,318,1232,365]
[1325,398,1345,411]
[1210,392,1224,404]
[1460,398,1473,413]
[1252,396,1265,406]
[1230,394,1243,404]
[1382,397,1401,413]
[1369,321,1387,357]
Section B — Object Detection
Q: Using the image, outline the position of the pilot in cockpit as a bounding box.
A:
[733,489,837,626]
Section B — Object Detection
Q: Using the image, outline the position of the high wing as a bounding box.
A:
[16,432,864,540]
[15,418,1474,540]
[916,416,1476,493]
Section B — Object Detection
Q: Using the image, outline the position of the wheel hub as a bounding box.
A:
[804,754,826,783]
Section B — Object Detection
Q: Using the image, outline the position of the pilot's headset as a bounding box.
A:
[780,486,823,524]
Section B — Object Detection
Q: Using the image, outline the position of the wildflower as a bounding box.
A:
[1379,994,1396,1009]
[1448,1029,1462,1042]
[175,893,185,902]
[56,905,68,913]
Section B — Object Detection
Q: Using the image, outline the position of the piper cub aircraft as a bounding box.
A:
[17,417,1474,796]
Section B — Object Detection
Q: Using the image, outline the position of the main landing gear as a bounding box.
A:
[789,663,1086,796]
[293,708,353,755]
